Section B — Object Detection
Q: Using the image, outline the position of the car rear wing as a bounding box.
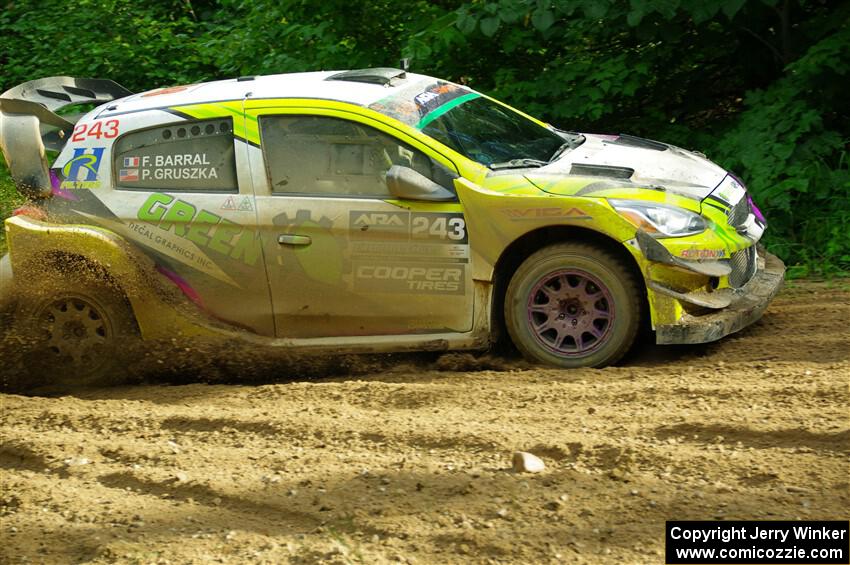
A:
[0,77,133,198]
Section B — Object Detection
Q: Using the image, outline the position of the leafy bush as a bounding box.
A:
[1,0,847,273]
[708,25,850,275]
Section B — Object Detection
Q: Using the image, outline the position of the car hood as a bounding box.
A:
[533,133,728,200]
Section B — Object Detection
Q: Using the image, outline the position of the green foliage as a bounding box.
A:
[710,25,850,274]
[0,0,211,92]
[0,0,847,273]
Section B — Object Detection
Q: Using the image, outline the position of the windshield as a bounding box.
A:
[420,97,565,166]
[368,80,565,167]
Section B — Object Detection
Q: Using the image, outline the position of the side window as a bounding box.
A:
[113,119,238,192]
[259,115,455,197]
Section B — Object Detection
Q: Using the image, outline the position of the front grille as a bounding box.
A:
[728,246,757,288]
[728,196,751,228]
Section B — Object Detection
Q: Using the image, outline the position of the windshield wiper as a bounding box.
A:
[549,142,572,163]
[488,158,549,170]
[549,131,586,162]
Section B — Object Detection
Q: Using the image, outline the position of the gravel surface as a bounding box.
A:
[1,279,848,564]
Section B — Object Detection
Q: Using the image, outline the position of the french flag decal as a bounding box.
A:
[123,156,140,167]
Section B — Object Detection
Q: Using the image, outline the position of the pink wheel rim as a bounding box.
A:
[526,269,615,356]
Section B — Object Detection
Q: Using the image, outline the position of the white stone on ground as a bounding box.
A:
[512,451,545,473]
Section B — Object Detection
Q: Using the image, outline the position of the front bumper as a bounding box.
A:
[655,249,785,344]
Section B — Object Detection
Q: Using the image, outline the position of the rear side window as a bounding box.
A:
[113,119,238,192]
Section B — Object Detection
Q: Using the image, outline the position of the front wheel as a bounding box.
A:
[504,243,641,368]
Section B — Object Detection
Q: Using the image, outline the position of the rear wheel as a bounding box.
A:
[12,269,138,388]
[504,243,641,368]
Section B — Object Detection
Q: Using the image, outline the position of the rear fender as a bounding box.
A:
[4,215,215,339]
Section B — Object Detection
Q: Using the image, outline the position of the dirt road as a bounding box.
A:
[1,279,848,564]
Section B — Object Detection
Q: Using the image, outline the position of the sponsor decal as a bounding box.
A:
[128,221,216,271]
[350,210,468,244]
[501,207,591,220]
[60,147,105,189]
[70,119,119,142]
[717,177,744,203]
[221,196,254,212]
[681,248,727,260]
[118,153,220,183]
[412,83,476,122]
[411,213,466,242]
[352,212,407,229]
[413,91,440,107]
[353,263,465,295]
[368,81,479,128]
[348,210,469,295]
[137,193,262,266]
[351,241,468,261]
[74,206,239,287]
[221,196,237,211]
[49,169,79,201]
[348,210,468,294]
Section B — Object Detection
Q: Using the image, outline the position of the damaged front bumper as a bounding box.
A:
[653,249,785,344]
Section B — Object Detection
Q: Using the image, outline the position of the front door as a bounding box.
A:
[247,112,474,338]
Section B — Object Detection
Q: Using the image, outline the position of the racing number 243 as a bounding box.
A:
[411,216,466,241]
[71,120,120,142]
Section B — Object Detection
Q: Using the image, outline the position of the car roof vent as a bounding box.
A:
[326,68,407,86]
[570,163,635,179]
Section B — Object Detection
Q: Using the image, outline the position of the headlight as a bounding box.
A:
[609,199,707,237]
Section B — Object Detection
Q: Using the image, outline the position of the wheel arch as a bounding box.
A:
[5,215,215,339]
[24,249,125,289]
[490,225,649,347]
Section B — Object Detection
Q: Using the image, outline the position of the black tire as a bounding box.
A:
[504,242,641,368]
[11,268,138,389]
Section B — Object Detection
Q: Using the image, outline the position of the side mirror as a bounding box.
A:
[386,165,456,201]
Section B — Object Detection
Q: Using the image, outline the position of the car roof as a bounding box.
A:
[108,70,438,114]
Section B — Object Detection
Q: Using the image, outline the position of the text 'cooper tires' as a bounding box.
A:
[504,243,641,368]
[12,268,138,388]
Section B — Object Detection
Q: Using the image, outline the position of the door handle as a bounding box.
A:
[278,234,312,246]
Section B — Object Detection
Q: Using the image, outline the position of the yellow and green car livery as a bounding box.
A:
[0,69,785,381]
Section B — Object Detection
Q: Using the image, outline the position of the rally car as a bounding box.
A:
[0,69,785,383]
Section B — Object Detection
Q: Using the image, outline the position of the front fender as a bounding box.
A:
[454,177,638,281]
[4,215,216,339]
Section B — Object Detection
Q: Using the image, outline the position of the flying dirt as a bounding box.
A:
[1,280,848,564]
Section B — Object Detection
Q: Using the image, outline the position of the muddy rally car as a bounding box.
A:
[0,69,785,383]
